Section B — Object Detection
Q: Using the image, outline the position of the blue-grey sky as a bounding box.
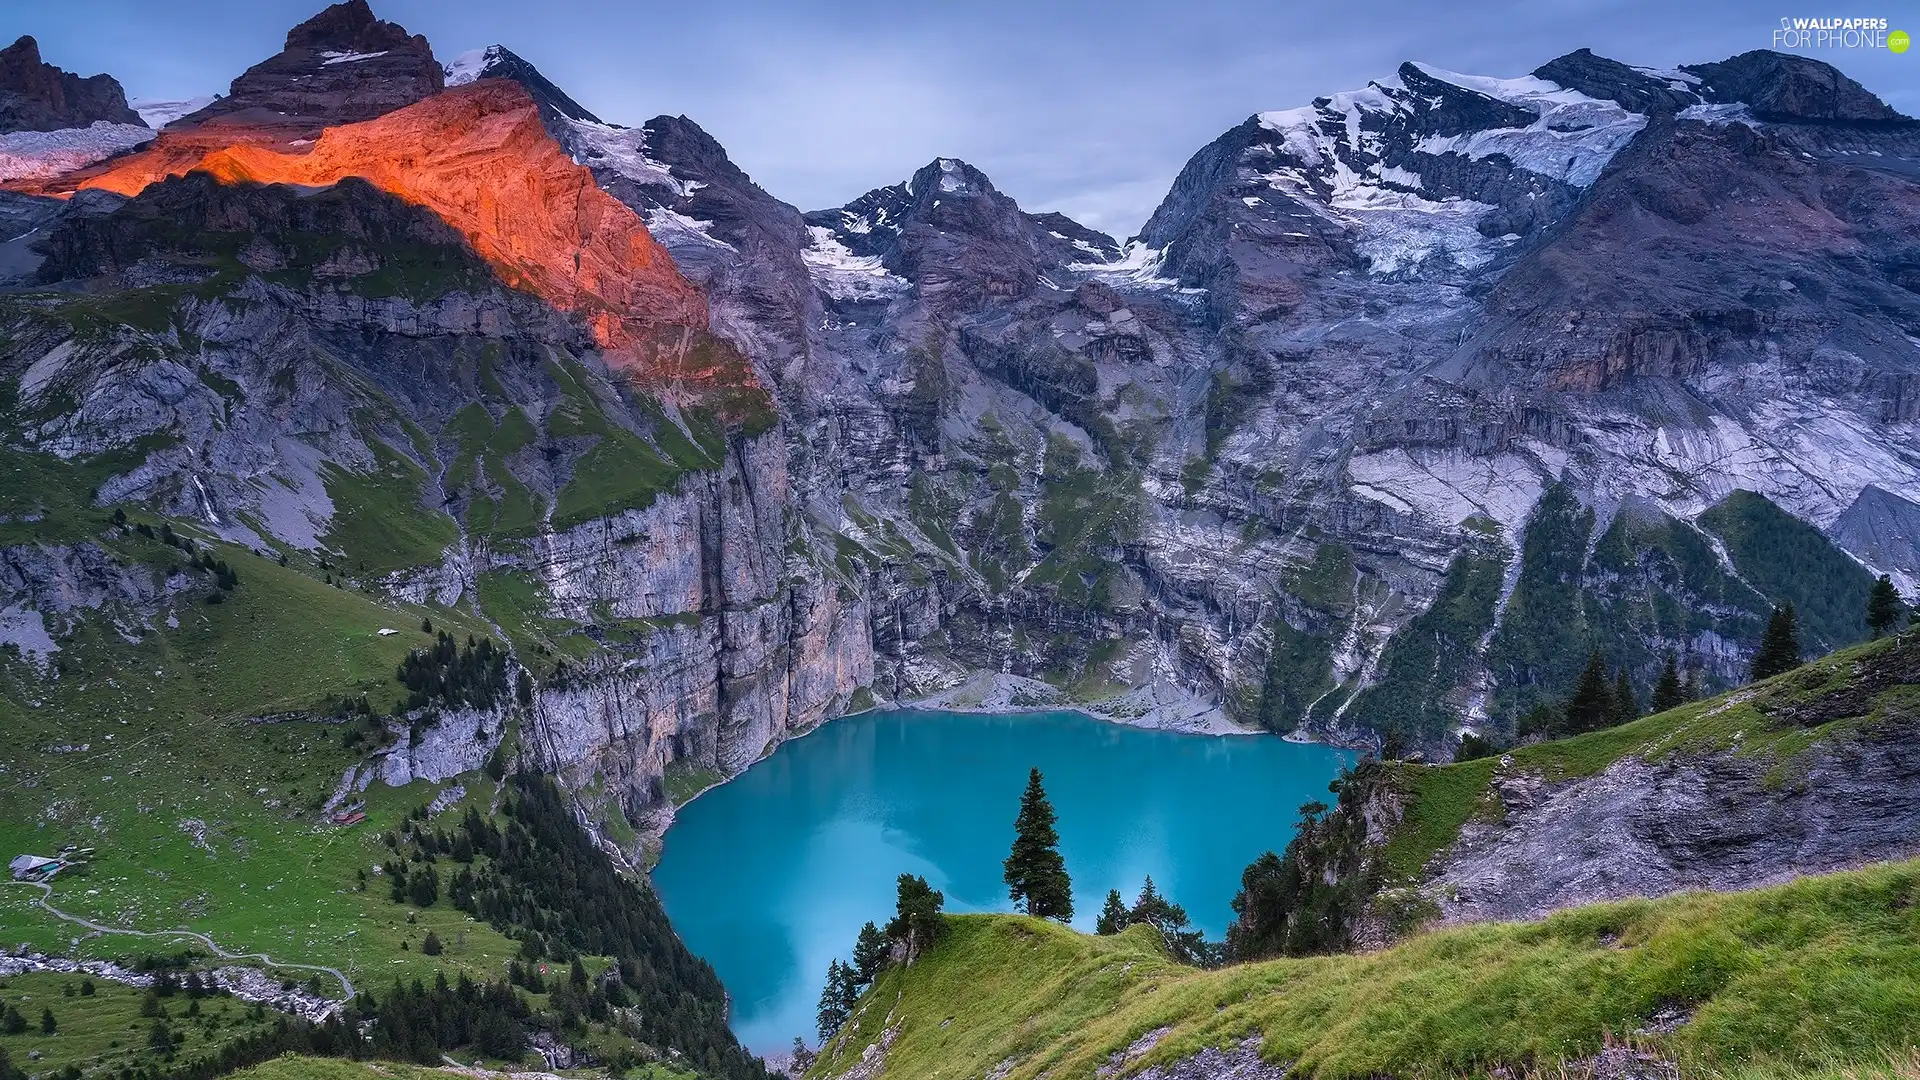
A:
[16,0,1919,236]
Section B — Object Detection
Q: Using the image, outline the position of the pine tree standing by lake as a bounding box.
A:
[851,921,887,986]
[815,960,852,1043]
[887,874,945,963]
[1866,575,1901,639]
[1003,767,1074,922]
[1651,652,1688,714]
[1752,605,1802,681]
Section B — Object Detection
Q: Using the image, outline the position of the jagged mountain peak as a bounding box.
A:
[1681,49,1908,123]
[175,0,442,128]
[908,156,998,199]
[1529,48,1705,115]
[1138,43,1914,290]
[443,43,601,124]
[807,157,1116,261]
[0,33,144,133]
[1530,46,1908,124]
[281,0,422,54]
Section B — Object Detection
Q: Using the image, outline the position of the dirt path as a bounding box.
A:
[3,879,354,1002]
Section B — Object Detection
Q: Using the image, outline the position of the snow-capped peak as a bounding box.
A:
[443,45,498,86]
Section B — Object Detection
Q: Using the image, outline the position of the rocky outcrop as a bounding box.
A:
[176,0,443,127]
[1829,486,1920,586]
[0,36,142,133]
[1682,49,1908,123]
[514,430,873,812]
[1427,638,1920,923]
[32,81,717,364]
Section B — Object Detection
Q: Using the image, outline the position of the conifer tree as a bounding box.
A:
[886,874,945,962]
[39,1008,55,1034]
[815,960,850,1043]
[851,921,887,986]
[1516,702,1557,741]
[1002,767,1074,921]
[1867,575,1902,639]
[1563,649,1615,734]
[1751,604,1802,681]
[1127,877,1209,966]
[1611,668,1638,725]
[1651,652,1687,714]
[1095,889,1130,935]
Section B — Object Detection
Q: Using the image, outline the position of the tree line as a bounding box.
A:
[1470,576,1912,761]
[368,774,770,1080]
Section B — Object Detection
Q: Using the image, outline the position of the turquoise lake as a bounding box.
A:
[651,708,1354,1053]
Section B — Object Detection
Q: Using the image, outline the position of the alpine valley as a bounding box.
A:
[2,4,1919,1079]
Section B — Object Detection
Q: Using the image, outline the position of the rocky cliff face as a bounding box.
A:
[176,0,443,128]
[0,35,142,133]
[1427,633,1920,924]
[3,7,1918,856]
[598,44,1919,752]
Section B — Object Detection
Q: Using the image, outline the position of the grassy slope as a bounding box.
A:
[1380,634,1913,882]
[0,536,519,986]
[0,973,290,1079]
[814,635,1920,1080]
[814,860,1920,1080]
[223,1054,707,1080]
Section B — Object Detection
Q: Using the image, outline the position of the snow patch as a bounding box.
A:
[1252,62,1653,277]
[1070,241,1182,289]
[0,122,153,182]
[561,117,701,198]
[645,206,734,251]
[1679,102,1757,125]
[130,96,214,129]
[802,226,910,300]
[319,50,388,65]
[1404,63,1649,187]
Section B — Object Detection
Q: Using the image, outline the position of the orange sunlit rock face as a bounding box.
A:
[17,80,736,382]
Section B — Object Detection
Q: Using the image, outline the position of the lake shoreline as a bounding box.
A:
[650,702,1358,1054]
[651,673,1268,838]
[899,670,1258,736]
[640,669,1359,854]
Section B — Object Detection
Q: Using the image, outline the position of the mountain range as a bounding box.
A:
[2,0,1916,830]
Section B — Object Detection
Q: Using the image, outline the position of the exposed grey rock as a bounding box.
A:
[0,36,142,133]
[176,0,444,128]
[1830,485,1920,589]
[442,44,599,125]
[1683,49,1909,123]
[1428,643,1920,923]
[1132,1035,1290,1080]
